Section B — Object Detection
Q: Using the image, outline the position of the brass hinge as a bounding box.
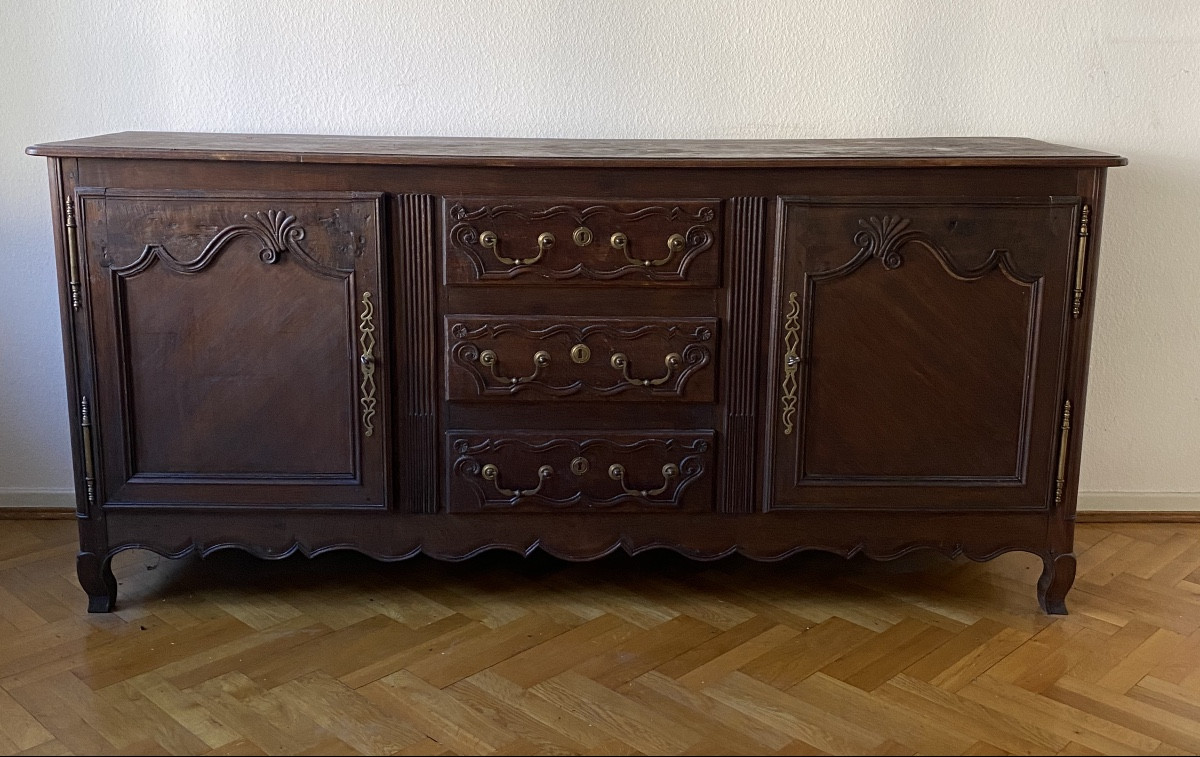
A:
[1054,400,1072,504]
[64,196,81,310]
[1072,205,1090,318]
[80,396,97,505]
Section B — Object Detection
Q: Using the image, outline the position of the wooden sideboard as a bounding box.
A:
[27,133,1125,613]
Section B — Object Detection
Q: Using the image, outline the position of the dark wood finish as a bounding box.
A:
[76,189,389,509]
[28,134,1123,613]
[446,316,717,402]
[446,431,714,513]
[28,132,1126,168]
[769,197,1078,510]
[397,194,439,514]
[443,198,721,285]
[1038,552,1078,614]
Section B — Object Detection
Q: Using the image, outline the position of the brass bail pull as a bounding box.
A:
[480,230,554,266]
[481,463,553,498]
[608,462,679,497]
[479,349,550,386]
[610,352,682,387]
[611,232,685,267]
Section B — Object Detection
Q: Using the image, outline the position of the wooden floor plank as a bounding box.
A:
[0,684,54,752]
[270,671,427,754]
[740,616,876,689]
[701,670,887,754]
[786,672,977,755]
[672,622,802,690]
[961,675,1162,754]
[1046,676,1200,753]
[630,670,797,752]
[404,612,572,689]
[362,668,524,754]
[529,670,703,754]
[455,669,638,754]
[570,614,723,687]
[487,612,639,688]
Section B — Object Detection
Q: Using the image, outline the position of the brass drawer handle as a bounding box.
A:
[481,463,552,498]
[608,463,679,497]
[479,349,550,385]
[479,230,554,266]
[610,231,686,267]
[610,352,682,387]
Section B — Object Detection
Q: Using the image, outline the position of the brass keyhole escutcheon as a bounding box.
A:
[573,227,593,247]
[570,343,591,364]
[570,457,589,476]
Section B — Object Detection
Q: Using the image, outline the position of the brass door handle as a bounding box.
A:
[610,232,685,267]
[481,463,552,498]
[479,349,550,385]
[479,230,554,266]
[608,463,679,497]
[610,352,682,387]
[780,291,800,436]
[358,291,377,437]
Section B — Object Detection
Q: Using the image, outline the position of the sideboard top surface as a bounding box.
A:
[27,132,1126,168]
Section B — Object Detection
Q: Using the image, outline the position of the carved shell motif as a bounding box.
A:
[854,215,913,270]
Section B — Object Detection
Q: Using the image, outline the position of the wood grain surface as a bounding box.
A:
[27,133,1127,167]
[1,519,1198,755]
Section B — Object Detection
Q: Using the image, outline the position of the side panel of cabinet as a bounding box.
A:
[78,189,390,509]
[767,196,1080,511]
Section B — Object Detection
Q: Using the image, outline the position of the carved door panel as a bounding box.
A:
[77,189,389,509]
[769,197,1081,511]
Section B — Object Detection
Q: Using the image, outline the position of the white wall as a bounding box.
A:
[2,0,1198,509]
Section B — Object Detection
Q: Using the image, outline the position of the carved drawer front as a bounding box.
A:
[447,431,715,512]
[447,316,717,401]
[443,197,721,285]
[76,188,389,509]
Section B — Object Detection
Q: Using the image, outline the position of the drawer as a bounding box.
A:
[447,431,715,512]
[447,316,717,402]
[443,197,722,286]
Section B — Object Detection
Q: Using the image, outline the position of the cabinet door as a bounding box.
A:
[768,197,1080,510]
[78,189,388,508]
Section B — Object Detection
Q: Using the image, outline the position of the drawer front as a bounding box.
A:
[447,431,715,512]
[447,316,717,402]
[443,197,721,286]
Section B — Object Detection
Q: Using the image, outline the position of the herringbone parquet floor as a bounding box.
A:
[2,519,1200,755]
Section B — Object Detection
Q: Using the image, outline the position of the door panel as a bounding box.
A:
[769,197,1080,510]
[79,189,389,508]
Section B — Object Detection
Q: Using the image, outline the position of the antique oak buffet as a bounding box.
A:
[26,133,1125,613]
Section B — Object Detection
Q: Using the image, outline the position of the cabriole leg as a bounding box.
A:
[1037,552,1076,615]
[77,551,117,613]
